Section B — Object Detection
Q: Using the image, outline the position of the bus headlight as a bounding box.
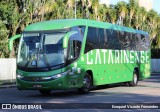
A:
[51,74,62,79]
[51,70,70,79]
[17,74,24,79]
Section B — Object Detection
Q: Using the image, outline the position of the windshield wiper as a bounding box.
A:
[50,63,65,70]
[52,63,65,67]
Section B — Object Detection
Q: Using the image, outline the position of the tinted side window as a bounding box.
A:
[106,29,121,50]
[145,35,150,50]
[84,28,148,52]
[133,33,149,51]
[133,34,139,51]
[140,35,150,51]
[123,32,131,50]
[118,32,137,50]
[85,27,99,53]
[130,33,138,50]
[135,34,142,51]
[98,28,105,49]
[118,31,125,49]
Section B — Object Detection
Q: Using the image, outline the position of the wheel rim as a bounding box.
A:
[133,73,137,85]
[83,76,91,89]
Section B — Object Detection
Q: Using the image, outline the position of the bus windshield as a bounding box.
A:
[17,31,66,70]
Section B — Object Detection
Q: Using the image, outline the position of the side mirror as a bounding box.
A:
[9,34,21,52]
[63,31,78,48]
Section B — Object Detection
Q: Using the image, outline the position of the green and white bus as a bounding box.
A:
[10,19,150,95]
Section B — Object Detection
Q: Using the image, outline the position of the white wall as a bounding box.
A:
[0,58,16,82]
[151,59,160,73]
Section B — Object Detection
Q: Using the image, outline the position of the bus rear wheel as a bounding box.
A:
[78,73,92,94]
[39,90,51,95]
[128,70,138,86]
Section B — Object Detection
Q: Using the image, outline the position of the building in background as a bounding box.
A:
[99,0,110,6]
[99,0,128,6]
[138,0,153,11]
[99,0,153,11]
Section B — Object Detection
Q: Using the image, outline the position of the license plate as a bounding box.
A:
[33,85,42,88]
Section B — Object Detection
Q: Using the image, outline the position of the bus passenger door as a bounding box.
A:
[67,39,82,88]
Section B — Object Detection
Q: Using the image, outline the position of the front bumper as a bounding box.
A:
[16,75,68,90]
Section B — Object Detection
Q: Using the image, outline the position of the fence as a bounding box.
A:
[0,59,159,83]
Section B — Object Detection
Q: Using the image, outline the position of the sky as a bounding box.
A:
[153,0,160,14]
[109,0,160,14]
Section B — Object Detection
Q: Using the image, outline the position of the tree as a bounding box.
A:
[1,0,160,58]
[128,0,138,27]
[66,0,74,18]
[91,0,99,20]
[116,1,128,26]
[106,5,117,24]
[98,4,107,21]
[147,9,159,45]
[139,7,147,30]
[0,20,9,58]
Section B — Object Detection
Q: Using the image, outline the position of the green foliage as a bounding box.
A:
[0,0,160,58]
[0,21,9,58]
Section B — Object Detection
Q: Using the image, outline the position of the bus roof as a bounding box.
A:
[24,19,148,35]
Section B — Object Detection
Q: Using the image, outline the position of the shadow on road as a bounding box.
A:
[0,74,160,104]
[25,74,160,98]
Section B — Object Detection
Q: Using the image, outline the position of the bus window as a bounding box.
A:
[98,28,105,49]
[71,26,86,38]
[130,33,137,50]
[134,34,139,51]
[79,26,86,36]
[104,29,108,49]
[140,35,147,51]
[145,36,150,50]
[85,27,100,53]
[128,33,134,50]
[136,34,142,51]
[68,40,81,62]
[123,32,131,50]
[19,42,27,61]
[118,31,124,49]
[107,29,121,50]
[68,31,82,62]
[68,40,75,60]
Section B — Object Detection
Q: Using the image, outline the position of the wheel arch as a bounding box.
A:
[86,70,93,86]
[134,67,139,80]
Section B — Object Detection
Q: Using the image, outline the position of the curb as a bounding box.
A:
[151,73,160,75]
[0,84,16,89]
[152,73,160,74]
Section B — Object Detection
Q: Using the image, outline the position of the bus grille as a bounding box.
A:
[21,77,53,82]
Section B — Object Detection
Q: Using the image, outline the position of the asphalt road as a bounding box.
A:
[0,74,160,112]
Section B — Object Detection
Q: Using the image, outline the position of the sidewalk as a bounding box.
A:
[152,72,160,75]
[0,79,16,88]
[0,84,16,88]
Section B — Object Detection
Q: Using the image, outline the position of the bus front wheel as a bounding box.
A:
[78,73,92,94]
[39,90,51,95]
[128,70,138,86]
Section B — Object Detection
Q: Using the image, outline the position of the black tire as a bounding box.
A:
[128,70,138,86]
[39,90,51,95]
[78,73,92,94]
